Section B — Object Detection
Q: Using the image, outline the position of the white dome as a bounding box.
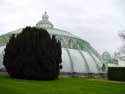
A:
[36,12,54,29]
[0,12,106,77]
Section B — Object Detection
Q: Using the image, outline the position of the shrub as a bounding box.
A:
[108,67,125,81]
[3,26,62,80]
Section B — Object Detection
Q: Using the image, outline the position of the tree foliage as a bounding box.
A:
[3,26,62,80]
[117,30,125,54]
[119,30,125,41]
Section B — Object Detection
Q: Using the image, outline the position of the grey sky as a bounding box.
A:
[0,0,124,55]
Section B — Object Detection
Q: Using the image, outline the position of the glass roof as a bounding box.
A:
[0,12,106,75]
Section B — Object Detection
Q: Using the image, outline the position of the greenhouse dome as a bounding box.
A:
[0,12,106,77]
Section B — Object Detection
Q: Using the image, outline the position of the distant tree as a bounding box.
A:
[3,26,62,80]
[108,30,125,81]
[119,30,125,41]
[118,30,125,54]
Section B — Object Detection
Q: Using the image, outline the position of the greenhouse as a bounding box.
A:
[0,12,106,77]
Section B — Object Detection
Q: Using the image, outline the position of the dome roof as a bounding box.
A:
[102,51,112,64]
[0,12,106,77]
[36,12,54,29]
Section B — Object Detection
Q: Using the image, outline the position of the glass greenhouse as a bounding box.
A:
[0,12,106,77]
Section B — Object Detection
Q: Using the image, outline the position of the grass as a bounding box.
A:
[0,73,125,94]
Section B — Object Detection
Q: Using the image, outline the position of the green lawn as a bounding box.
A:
[0,73,125,94]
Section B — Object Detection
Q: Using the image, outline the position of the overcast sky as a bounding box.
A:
[0,0,124,55]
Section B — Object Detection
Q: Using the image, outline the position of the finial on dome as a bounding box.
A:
[36,11,54,29]
[45,11,47,15]
[42,11,49,20]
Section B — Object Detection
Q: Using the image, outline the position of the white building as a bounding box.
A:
[0,12,106,77]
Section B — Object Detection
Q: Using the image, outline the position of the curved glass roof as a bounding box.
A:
[0,12,106,76]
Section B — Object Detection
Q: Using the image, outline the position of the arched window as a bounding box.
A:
[102,64,106,71]
[68,39,73,48]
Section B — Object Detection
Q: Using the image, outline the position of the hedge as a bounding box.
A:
[108,66,125,81]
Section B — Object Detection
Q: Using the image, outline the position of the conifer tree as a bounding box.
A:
[3,26,62,80]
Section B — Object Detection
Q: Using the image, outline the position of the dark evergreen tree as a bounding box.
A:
[3,26,62,80]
